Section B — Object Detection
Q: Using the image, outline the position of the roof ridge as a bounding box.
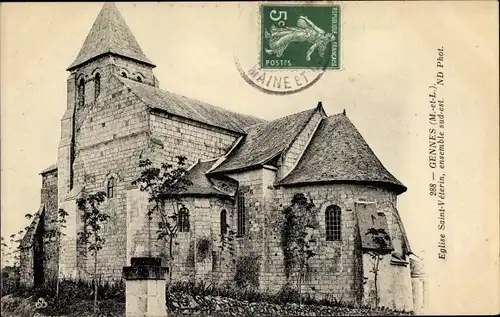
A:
[116,76,265,133]
[279,108,325,180]
[243,106,318,131]
[156,84,266,125]
[118,75,264,125]
[282,107,320,151]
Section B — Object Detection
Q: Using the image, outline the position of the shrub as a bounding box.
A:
[1,266,20,296]
[275,283,301,304]
[10,277,125,302]
[170,280,215,297]
[196,237,212,262]
[233,254,261,288]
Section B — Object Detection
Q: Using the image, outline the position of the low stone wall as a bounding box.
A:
[168,292,414,316]
[1,292,413,317]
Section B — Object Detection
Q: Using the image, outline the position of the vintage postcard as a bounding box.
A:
[1,2,498,316]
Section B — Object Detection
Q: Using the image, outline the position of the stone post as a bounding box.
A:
[122,257,168,317]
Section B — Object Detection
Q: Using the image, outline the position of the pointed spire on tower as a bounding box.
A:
[67,2,155,71]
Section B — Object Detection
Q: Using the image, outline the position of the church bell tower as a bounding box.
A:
[59,2,158,202]
[57,2,158,278]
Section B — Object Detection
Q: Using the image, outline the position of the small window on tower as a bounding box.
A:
[78,78,85,107]
[94,73,101,100]
[121,72,127,78]
[136,76,142,82]
[107,177,116,198]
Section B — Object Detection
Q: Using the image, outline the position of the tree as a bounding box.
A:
[1,236,14,268]
[131,156,192,298]
[76,191,109,314]
[280,193,319,307]
[1,231,24,291]
[365,227,392,307]
[0,237,7,265]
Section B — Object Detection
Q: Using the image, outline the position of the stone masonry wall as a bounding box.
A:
[230,178,401,306]
[58,72,76,207]
[164,196,238,285]
[59,197,78,279]
[363,254,413,311]
[72,55,155,108]
[192,197,238,284]
[225,169,266,257]
[61,53,241,281]
[40,171,59,283]
[59,55,154,280]
[112,57,158,87]
[122,161,411,310]
[149,111,240,167]
[19,247,34,288]
[72,75,151,280]
[266,184,412,308]
[126,188,155,264]
[125,191,237,286]
[155,165,410,309]
[361,200,413,311]
[279,110,324,179]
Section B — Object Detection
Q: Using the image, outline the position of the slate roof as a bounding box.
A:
[68,3,155,70]
[20,204,45,248]
[119,76,265,133]
[179,160,237,197]
[278,114,407,194]
[210,107,318,173]
[65,184,85,201]
[40,164,57,175]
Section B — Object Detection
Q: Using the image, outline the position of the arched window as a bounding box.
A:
[178,207,190,232]
[94,73,100,100]
[107,177,116,198]
[325,205,341,241]
[220,209,227,236]
[77,78,85,108]
[136,76,142,82]
[121,72,127,78]
[237,190,245,237]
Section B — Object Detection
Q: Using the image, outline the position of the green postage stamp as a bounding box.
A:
[261,4,340,69]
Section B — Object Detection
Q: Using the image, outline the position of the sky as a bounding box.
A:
[1,2,498,314]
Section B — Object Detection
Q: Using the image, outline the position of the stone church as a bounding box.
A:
[20,3,418,311]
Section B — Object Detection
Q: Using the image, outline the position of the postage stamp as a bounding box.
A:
[234,3,341,95]
[260,4,340,69]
